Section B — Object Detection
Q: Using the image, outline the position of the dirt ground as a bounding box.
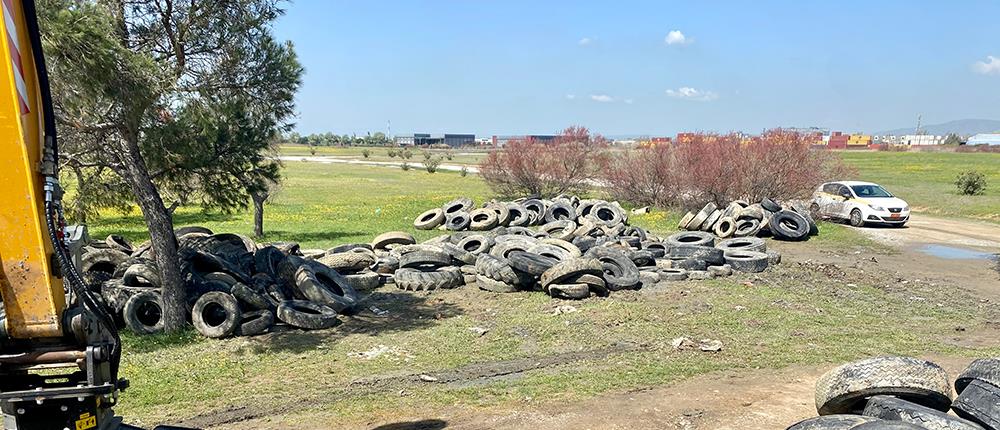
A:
[363,215,1000,430]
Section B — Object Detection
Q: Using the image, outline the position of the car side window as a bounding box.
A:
[838,185,851,197]
[823,184,839,194]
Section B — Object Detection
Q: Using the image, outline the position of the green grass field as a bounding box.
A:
[85,160,994,428]
[838,151,1000,222]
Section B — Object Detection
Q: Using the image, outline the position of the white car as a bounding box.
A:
[810,181,910,227]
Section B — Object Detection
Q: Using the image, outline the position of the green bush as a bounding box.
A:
[955,170,987,195]
[400,148,413,160]
[387,148,398,158]
[425,157,442,173]
[401,162,410,171]
[361,148,371,158]
[459,166,468,177]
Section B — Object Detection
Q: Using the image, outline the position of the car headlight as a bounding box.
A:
[903,205,909,211]
[868,204,884,211]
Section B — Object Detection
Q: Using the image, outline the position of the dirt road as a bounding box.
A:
[858,215,1000,249]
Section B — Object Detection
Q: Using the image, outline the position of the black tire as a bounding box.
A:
[716,237,767,253]
[394,267,464,291]
[708,264,733,277]
[641,241,668,258]
[254,246,287,278]
[445,212,472,231]
[122,263,161,288]
[507,203,531,227]
[105,234,134,254]
[770,210,811,241]
[588,202,624,227]
[540,257,604,288]
[317,251,376,272]
[569,273,608,296]
[371,231,416,250]
[277,300,340,330]
[232,281,273,311]
[572,236,598,254]
[399,249,452,269]
[440,243,477,265]
[628,249,655,267]
[469,208,500,231]
[457,234,494,255]
[442,197,474,215]
[850,209,865,227]
[670,245,725,266]
[485,202,511,226]
[527,243,573,261]
[475,253,520,285]
[539,220,578,241]
[761,197,782,212]
[713,216,738,238]
[521,199,546,225]
[191,292,242,338]
[540,238,582,258]
[687,203,718,230]
[414,208,446,230]
[343,271,381,292]
[507,251,559,277]
[734,218,763,237]
[293,264,359,313]
[700,210,723,232]
[666,231,715,247]
[175,225,214,237]
[475,274,519,293]
[659,268,688,281]
[329,242,373,254]
[815,356,953,415]
[786,414,875,430]
[952,379,1000,430]
[957,359,1000,394]
[852,421,937,430]
[236,309,275,336]
[791,201,821,235]
[123,291,164,334]
[544,201,576,223]
[672,257,708,271]
[678,211,696,230]
[863,395,983,430]
[489,239,535,260]
[546,283,591,299]
[82,248,129,275]
[724,251,769,272]
[584,247,640,290]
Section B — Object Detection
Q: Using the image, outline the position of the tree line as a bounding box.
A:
[283,131,392,147]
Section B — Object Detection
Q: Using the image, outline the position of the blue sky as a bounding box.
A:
[274,1,1000,137]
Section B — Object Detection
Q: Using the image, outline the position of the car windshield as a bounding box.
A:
[850,185,893,198]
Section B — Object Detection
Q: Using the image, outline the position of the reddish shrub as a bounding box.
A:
[602,129,852,209]
[479,126,608,197]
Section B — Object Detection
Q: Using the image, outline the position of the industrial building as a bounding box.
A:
[393,133,476,147]
[493,135,557,147]
[966,134,1000,146]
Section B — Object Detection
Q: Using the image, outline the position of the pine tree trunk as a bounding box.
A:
[118,137,187,332]
[252,191,267,238]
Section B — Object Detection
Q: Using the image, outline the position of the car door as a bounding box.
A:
[832,185,852,219]
[818,183,839,217]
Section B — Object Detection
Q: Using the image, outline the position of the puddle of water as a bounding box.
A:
[919,244,999,261]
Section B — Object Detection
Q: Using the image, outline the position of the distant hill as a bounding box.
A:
[876,119,1000,136]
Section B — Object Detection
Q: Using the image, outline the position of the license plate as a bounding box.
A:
[890,213,900,219]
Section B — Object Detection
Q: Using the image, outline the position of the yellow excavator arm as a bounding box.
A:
[0,0,67,341]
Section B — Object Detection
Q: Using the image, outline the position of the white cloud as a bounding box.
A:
[565,94,576,100]
[578,37,592,46]
[665,87,718,101]
[665,30,691,45]
[624,98,634,104]
[973,55,1000,75]
[590,94,614,102]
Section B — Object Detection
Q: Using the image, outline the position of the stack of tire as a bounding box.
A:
[678,198,818,241]
[788,356,1000,430]
[79,227,388,338]
[398,196,782,300]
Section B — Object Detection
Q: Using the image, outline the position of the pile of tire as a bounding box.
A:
[678,198,818,241]
[401,196,782,299]
[788,356,1000,430]
[78,227,388,338]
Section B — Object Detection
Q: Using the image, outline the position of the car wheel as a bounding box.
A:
[850,209,865,227]
[809,202,821,217]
